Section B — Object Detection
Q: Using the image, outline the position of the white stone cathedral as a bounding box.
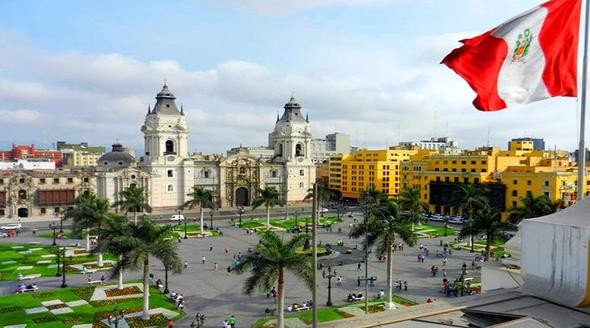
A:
[96,84,316,211]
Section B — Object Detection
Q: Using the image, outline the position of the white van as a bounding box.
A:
[170,214,185,221]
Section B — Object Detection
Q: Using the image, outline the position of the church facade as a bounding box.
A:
[96,84,316,211]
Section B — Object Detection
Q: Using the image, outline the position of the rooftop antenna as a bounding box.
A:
[163,79,167,86]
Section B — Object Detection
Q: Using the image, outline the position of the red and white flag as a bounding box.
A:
[441,0,581,111]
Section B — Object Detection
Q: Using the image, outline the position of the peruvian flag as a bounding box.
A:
[441,0,581,111]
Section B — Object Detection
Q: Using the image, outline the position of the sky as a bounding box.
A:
[0,0,584,155]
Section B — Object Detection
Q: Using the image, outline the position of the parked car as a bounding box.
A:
[320,208,329,213]
[1,223,22,231]
[170,215,185,221]
[449,217,465,224]
[429,214,443,222]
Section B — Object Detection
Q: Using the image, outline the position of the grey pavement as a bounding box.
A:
[0,212,482,328]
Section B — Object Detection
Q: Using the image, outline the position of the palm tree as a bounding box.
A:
[251,186,284,228]
[184,186,213,235]
[360,185,388,206]
[112,185,151,225]
[305,181,332,218]
[460,204,513,260]
[399,187,429,231]
[67,193,110,266]
[94,214,132,289]
[120,217,181,320]
[233,231,313,328]
[453,184,488,252]
[508,193,560,223]
[349,199,415,309]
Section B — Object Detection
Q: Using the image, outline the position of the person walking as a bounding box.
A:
[228,315,236,328]
[209,243,214,252]
[337,275,342,286]
[357,262,362,271]
[214,262,218,271]
[202,256,206,264]
[184,261,189,269]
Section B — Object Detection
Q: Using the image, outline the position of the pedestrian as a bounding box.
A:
[404,281,408,291]
[322,270,326,279]
[225,247,229,254]
[214,262,218,271]
[357,262,362,271]
[337,275,342,286]
[442,268,447,277]
[419,243,424,250]
[209,243,214,252]
[202,256,206,264]
[424,247,429,257]
[443,258,448,266]
[184,261,189,269]
[227,265,232,273]
[167,319,174,327]
[357,276,361,287]
[223,319,230,328]
[228,315,236,328]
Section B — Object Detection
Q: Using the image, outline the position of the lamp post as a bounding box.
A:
[60,248,68,288]
[238,207,245,228]
[324,267,336,306]
[179,209,187,239]
[49,222,57,246]
[107,308,125,328]
[209,210,214,230]
[55,248,61,277]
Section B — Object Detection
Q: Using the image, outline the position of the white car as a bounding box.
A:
[170,215,185,221]
[320,208,329,213]
[1,223,22,231]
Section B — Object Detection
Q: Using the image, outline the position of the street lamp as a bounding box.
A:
[60,248,68,288]
[209,210,214,230]
[107,308,125,328]
[238,207,245,228]
[49,222,58,246]
[324,266,336,306]
[55,248,61,277]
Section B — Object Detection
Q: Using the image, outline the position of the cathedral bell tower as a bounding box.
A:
[140,83,189,165]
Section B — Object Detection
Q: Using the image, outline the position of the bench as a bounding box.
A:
[17,286,39,293]
[17,274,41,281]
[87,280,104,285]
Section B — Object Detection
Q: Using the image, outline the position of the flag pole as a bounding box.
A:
[578,0,589,202]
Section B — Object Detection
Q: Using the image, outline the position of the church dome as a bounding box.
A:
[150,83,181,115]
[98,143,135,169]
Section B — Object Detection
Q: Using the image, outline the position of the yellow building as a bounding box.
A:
[340,147,432,199]
[327,154,345,192]
[58,142,105,168]
[400,141,590,218]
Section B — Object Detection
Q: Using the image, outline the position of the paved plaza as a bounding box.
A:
[0,212,484,327]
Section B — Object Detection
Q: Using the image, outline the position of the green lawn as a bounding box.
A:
[252,293,415,327]
[0,283,182,327]
[413,224,458,237]
[168,224,222,238]
[0,243,115,281]
[235,216,342,231]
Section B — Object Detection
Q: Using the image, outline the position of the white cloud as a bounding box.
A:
[0,109,42,124]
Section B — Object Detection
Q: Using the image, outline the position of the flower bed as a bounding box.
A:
[0,306,20,314]
[334,309,354,318]
[32,315,57,324]
[126,313,168,328]
[63,315,86,325]
[90,298,132,307]
[30,292,55,299]
[367,303,385,313]
[72,286,95,301]
[46,303,66,310]
[104,286,142,297]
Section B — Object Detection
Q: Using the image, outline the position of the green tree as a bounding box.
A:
[454,184,488,252]
[94,214,133,289]
[66,193,110,266]
[184,186,213,235]
[459,204,513,260]
[112,185,151,225]
[251,186,284,228]
[508,193,560,223]
[119,218,181,320]
[360,185,388,206]
[349,199,415,309]
[305,181,332,218]
[399,187,429,231]
[233,231,313,328]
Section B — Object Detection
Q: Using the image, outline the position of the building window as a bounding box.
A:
[239,167,246,174]
[204,170,210,178]
[526,191,532,197]
[0,179,3,185]
[165,140,175,154]
[167,169,174,178]
[271,170,277,178]
[54,207,60,214]
[19,178,25,184]
[167,184,174,192]
[512,201,517,207]
[299,182,304,188]
[544,192,549,197]
[544,180,549,187]
[39,178,46,184]
[295,144,304,157]
[131,175,136,180]
[512,190,517,197]
[18,190,27,200]
[67,177,73,183]
[40,208,46,214]
[300,169,304,176]
[513,180,517,185]
[83,177,89,183]
[474,178,479,184]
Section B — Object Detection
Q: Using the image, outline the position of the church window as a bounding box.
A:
[167,184,174,192]
[239,167,246,174]
[104,162,108,166]
[271,170,277,178]
[18,190,27,200]
[118,162,123,165]
[295,144,303,157]
[130,183,137,188]
[204,170,210,178]
[145,151,150,156]
[165,140,175,154]
[278,144,283,156]
[131,175,136,180]
[299,169,304,176]
[167,169,174,178]
[299,182,304,188]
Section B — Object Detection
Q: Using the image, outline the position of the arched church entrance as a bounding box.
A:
[235,187,249,206]
[17,208,28,218]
